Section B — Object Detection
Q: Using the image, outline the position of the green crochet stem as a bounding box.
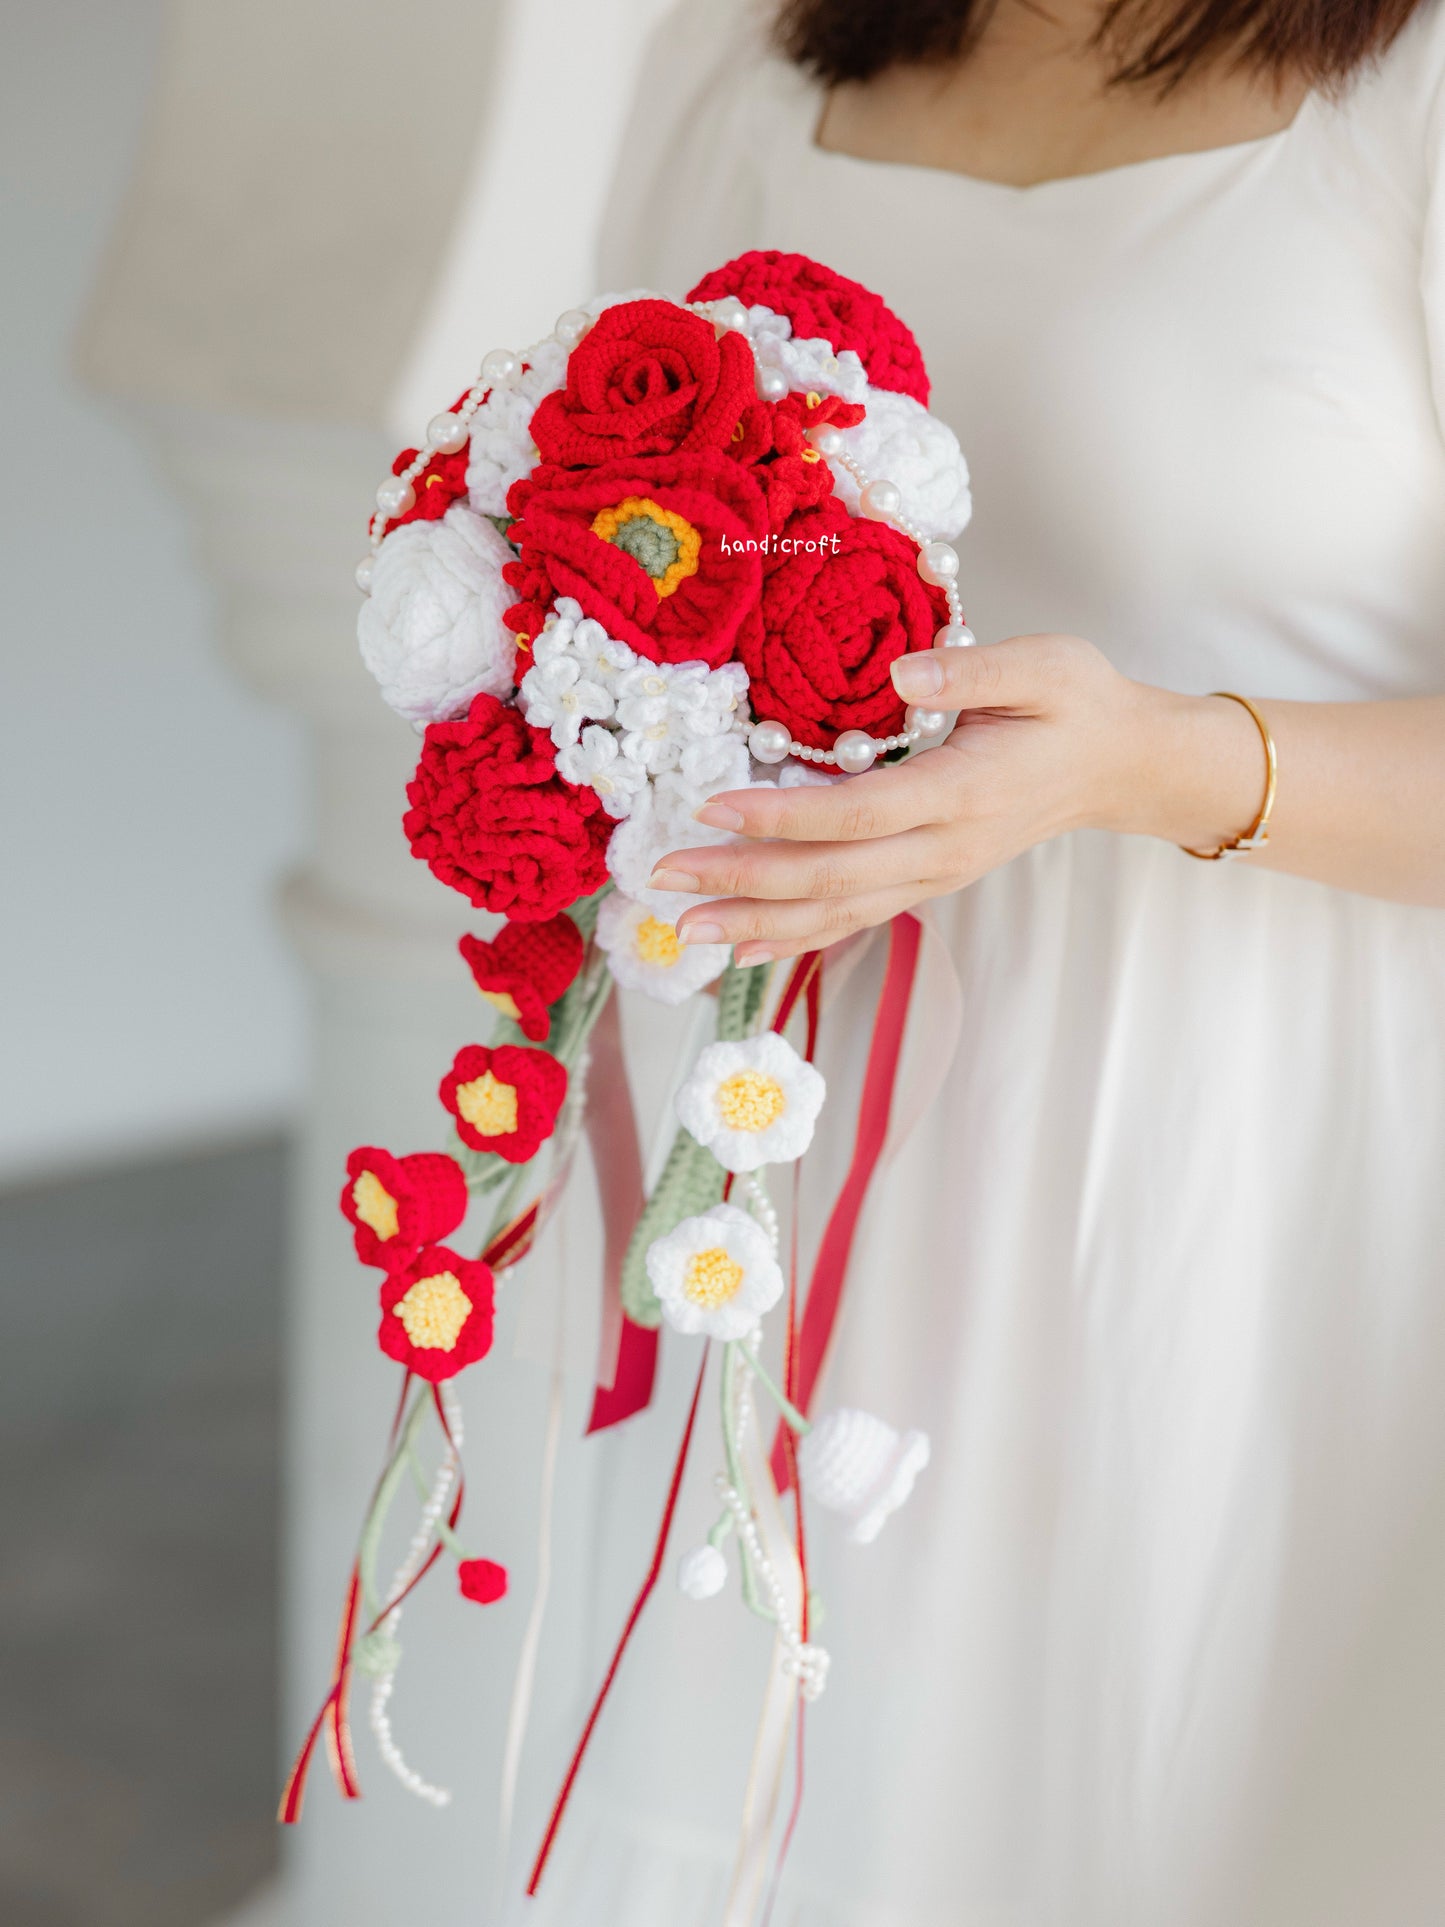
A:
[741,1343,811,1438]
[618,957,773,1325]
[357,1390,433,1623]
[404,1447,470,1562]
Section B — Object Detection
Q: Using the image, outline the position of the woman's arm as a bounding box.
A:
[650,635,1445,964]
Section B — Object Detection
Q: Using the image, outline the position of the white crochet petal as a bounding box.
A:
[357,504,518,727]
[831,387,973,543]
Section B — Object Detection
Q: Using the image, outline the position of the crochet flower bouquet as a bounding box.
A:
[286,253,971,1899]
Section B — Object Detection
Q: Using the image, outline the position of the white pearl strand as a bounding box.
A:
[367,1381,464,1807]
[713,1173,831,1699]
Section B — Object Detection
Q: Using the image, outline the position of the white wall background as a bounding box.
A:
[0,0,308,1182]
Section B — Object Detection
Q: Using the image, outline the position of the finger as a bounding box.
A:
[650,826,943,903]
[691,753,955,843]
[674,884,923,958]
[889,632,1075,714]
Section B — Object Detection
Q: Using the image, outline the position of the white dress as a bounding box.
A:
[513,6,1445,1923]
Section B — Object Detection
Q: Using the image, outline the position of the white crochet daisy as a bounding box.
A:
[518,641,615,750]
[675,1033,825,1174]
[555,724,648,818]
[830,385,973,543]
[595,891,729,1004]
[357,504,519,727]
[547,597,637,684]
[646,1202,784,1341]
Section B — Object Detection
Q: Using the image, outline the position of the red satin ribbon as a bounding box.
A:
[527,1347,710,1894]
[770,914,922,1491]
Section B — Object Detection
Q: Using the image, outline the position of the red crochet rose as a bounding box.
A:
[341,1147,469,1272]
[688,252,930,406]
[378,1244,495,1383]
[744,502,949,750]
[530,299,756,467]
[458,1558,509,1605]
[459,914,584,1042]
[503,452,769,666]
[439,1042,568,1162]
[404,695,610,919]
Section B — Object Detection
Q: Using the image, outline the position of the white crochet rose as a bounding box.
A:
[357,503,518,727]
[646,1202,784,1341]
[737,304,870,404]
[831,386,973,543]
[675,1033,826,1174]
[595,891,729,1004]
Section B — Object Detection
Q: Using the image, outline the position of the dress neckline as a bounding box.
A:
[796,80,1319,201]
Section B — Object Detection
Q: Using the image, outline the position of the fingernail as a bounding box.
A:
[694,804,744,831]
[891,653,943,698]
[648,867,701,893]
[734,945,776,966]
[679,920,725,946]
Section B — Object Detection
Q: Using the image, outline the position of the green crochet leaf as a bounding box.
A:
[619,1128,728,1326]
[714,957,771,1041]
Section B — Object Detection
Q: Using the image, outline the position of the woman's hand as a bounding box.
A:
[648,634,1272,962]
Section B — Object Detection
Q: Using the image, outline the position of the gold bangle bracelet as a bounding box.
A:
[1180,691,1278,862]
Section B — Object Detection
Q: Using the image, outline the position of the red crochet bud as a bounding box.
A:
[458,1558,509,1605]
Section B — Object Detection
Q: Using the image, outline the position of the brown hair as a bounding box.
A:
[775,0,1426,92]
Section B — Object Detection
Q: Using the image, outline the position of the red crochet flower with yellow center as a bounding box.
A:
[744,391,867,527]
[378,392,474,537]
[745,501,949,750]
[378,1244,495,1382]
[458,913,584,1043]
[341,1147,469,1272]
[404,694,610,919]
[439,1043,568,1162]
[530,298,756,467]
[688,252,931,406]
[502,451,769,665]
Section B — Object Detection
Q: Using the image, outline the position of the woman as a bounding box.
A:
[524,1,1445,1920]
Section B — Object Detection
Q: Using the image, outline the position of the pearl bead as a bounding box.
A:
[375,476,415,518]
[480,348,518,384]
[749,718,792,764]
[354,555,375,594]
[554,307,591,348]
[834,729,878,775]
[859,478,901,520]
[905,704,952,738]
[935,622,975,649]
[807,424,844,457]
[917,540,960,586]
[757,367,789,402]
[710,295,747,332]
[426,411,469,454]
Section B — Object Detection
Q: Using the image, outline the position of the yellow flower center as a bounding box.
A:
[479,988,522,1022]
[352,1171,399,1242]
[590,496,702,599]
[393,1270,472,1351]
[456,1070,519,1136]
[714,1070,787,1133]
[683,1246,746,1309]
[634,916,682,967]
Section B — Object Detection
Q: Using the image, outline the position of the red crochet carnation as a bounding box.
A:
[378,1244,495,1383]
[503,451,768,666]
[458,1558,509,1605]
[439,1042,568,1162]
[459,913,584,1042]
[404,695,610,919]
[341,1147,469,1272]
[530,299,755,467]
[688,252,930,406]
[745,502,948,750]
[747,391,868,527]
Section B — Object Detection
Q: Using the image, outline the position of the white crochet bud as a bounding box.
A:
[677,1544,728,1600]
[797,1408,930,1545]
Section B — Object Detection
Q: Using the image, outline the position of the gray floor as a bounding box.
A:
[0,1138,285,1927]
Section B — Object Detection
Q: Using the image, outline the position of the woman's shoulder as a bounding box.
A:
[597,0,815,292]
[1323,1,1445,187]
